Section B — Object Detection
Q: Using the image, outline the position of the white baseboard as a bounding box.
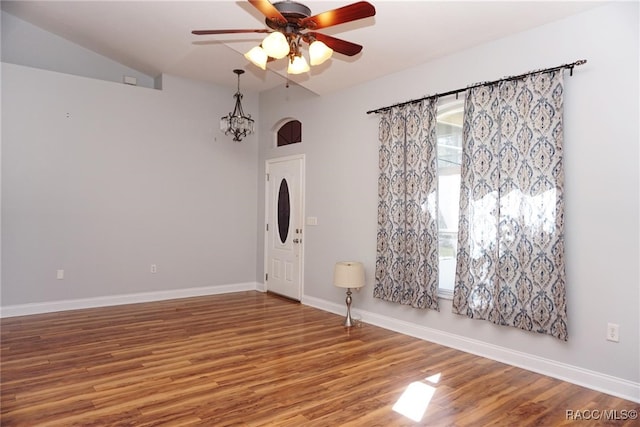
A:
[0,282,260,318]
[303,295,640,404]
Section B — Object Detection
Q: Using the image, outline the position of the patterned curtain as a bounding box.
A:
[374,100,439,310]
[452,71,568,340]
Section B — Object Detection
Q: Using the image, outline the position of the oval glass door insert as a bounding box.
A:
[277,178,291,244]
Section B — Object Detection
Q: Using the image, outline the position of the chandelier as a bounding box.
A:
[220,69,254,142]
[244,31,333,75]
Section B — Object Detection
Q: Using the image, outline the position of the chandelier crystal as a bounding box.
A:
[220,69,254,142]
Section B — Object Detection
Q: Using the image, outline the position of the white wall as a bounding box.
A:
[257,2,639,400]
[1,11,155,88]
[1,64,260,307]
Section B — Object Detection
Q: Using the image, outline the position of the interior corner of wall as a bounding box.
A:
[154,74,163,90]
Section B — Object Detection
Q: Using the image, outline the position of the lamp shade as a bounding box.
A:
[244,46,268,70]
[333,261,365,289]
[262,32,290,59]
[309,40,333,66]
[287,55,310,75]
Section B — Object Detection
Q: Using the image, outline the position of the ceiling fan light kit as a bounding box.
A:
[308,40,333,66]
[244,46,269,70]
[193,0,376,75]
[261,31,290,59]
[288,54,310,74]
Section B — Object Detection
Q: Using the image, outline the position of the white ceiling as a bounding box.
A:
[1,0,604,95]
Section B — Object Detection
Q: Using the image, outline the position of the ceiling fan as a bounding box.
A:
[192,0,376,74]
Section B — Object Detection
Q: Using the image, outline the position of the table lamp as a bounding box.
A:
[333,261,365,327]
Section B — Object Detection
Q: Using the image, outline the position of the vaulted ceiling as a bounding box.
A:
[1,1,604,94]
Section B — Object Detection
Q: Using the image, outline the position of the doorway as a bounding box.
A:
[264,155,305,301]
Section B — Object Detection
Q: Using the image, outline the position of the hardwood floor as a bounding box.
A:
[1,291,637,426]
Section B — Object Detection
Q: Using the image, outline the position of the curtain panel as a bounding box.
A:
[452,71,568,340]
[374,100,439,310]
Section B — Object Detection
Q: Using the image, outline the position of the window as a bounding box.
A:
[277,120,302,146]
[436,98,464,296]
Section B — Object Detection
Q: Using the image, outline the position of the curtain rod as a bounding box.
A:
[366,59,587,115]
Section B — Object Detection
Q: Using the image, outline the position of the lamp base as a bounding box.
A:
[343,288,355,327]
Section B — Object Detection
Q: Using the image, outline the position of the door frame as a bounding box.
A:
[264,154,306,300]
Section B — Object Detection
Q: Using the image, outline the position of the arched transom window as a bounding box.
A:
[277,120,302,147]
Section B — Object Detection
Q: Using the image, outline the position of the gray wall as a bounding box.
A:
[1,64,259,304]
[257,2,639,389]
[1,11,155,88]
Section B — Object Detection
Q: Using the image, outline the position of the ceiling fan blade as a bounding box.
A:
[300,1,375,30]
[308,32,363,56]
[192,29,271,35]
[248,0,287,26]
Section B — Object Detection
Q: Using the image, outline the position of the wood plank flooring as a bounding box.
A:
[1,291,637,426]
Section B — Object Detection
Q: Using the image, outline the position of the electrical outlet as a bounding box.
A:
[150,264,157,274]
[56,269,64,280]
[606,323,619,342]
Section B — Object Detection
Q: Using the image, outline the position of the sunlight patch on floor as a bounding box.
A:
[392,373,441,422]
[425,373,441,384]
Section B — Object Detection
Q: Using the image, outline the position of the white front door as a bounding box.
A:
[265,155,304,301]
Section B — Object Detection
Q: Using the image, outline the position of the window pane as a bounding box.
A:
[277,120,302,146]
[437,98,464,292]
[277,179,291,244]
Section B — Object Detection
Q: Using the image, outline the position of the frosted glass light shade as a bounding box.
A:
[333,261,365,289]
[262,32,290,59]
[309,40,333,66]
[288,55,310,74]
[244,46,268,70]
